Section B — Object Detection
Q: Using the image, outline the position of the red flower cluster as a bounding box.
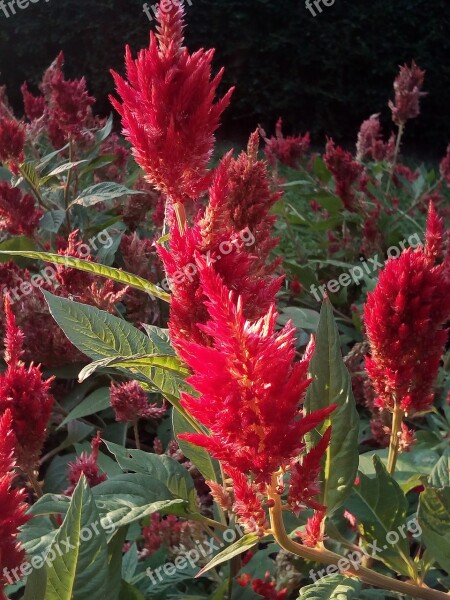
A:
[142,513,198,557]
[389,61,427,126]
[238,572,287,600]
[260,118,310,170]
[0,298,54,471]
[364,204,450,416]
[110,380,166,423]
[0,182,43,237]
[356,114,396,162]
[65,432,106,495]
[324,139,363,211]
[111,2,233,203]
[0,410,30,597]
[0,115,25,165]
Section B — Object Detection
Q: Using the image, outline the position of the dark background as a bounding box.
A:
[0,0,449,155]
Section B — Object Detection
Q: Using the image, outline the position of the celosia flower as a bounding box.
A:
[238,571,288,600]
[364,203,450,416]
[0,116,25,165]
[0,297,54,471]
[110,380,166,423]
[297,510,326,548]
[21,82,46,121]
[65,432,106,495]
[389,61,427,126]
[290,276,303,295]
[356,114,396,162]
[260,118,310,169]
[142,513,199,557]
[0,410,30,596]
[177,259,334,485]
[0,182,43,237]
[111,1,233,203]
[324,139,363,211]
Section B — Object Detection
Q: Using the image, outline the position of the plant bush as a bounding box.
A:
[0,3,449,600]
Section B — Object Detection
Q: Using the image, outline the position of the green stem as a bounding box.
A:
[386,123,405,197]
[387,406,404,476]
[266,475,448,600]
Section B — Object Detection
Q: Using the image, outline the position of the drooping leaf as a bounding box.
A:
[298,574,361,599]
[78,354,188,383]
[195,534,260,578]
[71,182,143,207]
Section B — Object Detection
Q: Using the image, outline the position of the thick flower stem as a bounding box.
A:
[266,476,449,600]
[387,406,404,476]
[133,419,141,450]
[174,201,187,235]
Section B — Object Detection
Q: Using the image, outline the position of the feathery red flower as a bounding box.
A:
[110,380,166,423]
[111,1,233,203]
[65,432,106,495]
[364,203,450,415]
[324,139,363,212]
[0,182,43,237]
[0,116,25,165]
[0,410,30,596]
[0,297,54,471]
[177,260,334,485]
[389,61,427,126]
[260,118,310,170]
[356,114,396,162]
[238,572,288,600]
[21,82,45,121]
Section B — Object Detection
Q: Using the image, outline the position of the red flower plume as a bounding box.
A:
[111,1,233,203]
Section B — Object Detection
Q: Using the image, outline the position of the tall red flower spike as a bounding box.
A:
[177,259,335,487]
[389,61,427,126]
[364,203,450,416]
[324,138,363,212]
[355,114,396,162]
[0,116,25,165]
[260,118,310,170]
[0,410,30,597]
[111,1,233,204]
[0,297,54,471]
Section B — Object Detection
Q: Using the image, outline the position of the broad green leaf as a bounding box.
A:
[59,387,111,427]
[78,353,188,383]
[141,325,175,355]
[19,515,58,557]
[418,484,450,573]
[304,298,359,513]
[43,454,76,493]
[103,440,198,512]
[39,210,66,233]
[278,306,320,332]
[0,236,36,265]
[24,566,47,600]
[119,580,146,599]
[429,450,450,488]
[298,575,361,599]
[196,534,260,578]
[41,160,89,183]
[0,251,169,301]
[42,292,182,397]
[92,473,186,528]
[44,477,109,600]
[105,527,128,600]
[17,161,41,189]
[173,409,220,483]
[71,182,142,207]
[345,456,414,577]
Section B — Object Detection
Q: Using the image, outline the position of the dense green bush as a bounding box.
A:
[0,0,449,152]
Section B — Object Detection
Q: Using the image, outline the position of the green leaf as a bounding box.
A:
[59,387,111,427]
[71,182,142,207]
[41,160,89,184]
[17,161,41,189]
[418,484,450,574]
[304,298,359,514]
[24,566,47,600]
[0,251,169,301]
[105,527,128,600]
[345,456,414,577]
[172,409,220,483]
[0,236,36,264]
[298,574,361,599]
[92,473,186,528]
[95,114,114,144]
[196,534,260,578]
[429,449,450,488]
[78,353,188,383]
[39,210,67,233]
[44,477,110,600]
[278,307,321,332]
[103,440,198,512]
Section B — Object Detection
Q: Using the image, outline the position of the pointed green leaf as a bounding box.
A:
[0,251,169,301]
[59,387,111,427]
[44,477,110,600]
[345,456,414,577]
[78,353,188,383]
[304,298,359,513]
[196,534,260,578]
[71,182,142,207]
[418,483,450,574]
[24,566,47,600]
